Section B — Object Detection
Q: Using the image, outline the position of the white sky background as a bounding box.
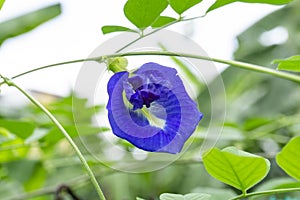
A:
[0,0,281,103]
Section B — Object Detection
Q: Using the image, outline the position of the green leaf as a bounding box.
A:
[0,119,35,139]
[203,147,270,193]
[151,16,177,28]
[124,0,168,29]
[0,0,5,10]
[160,193,211,200]
[0,3,61,45]
[169,0,202,15]
[273,55,300,72]
[136,198,146,200]
[101,25,138,34]
[207,0,292,13]
[276,136,300,181]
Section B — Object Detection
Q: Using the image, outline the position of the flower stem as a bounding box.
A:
[0,76,107,200]
[230,187,300,200]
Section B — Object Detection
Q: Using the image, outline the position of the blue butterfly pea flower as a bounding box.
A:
[106,62,203,154]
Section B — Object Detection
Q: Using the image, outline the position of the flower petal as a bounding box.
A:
[106,62,203,154]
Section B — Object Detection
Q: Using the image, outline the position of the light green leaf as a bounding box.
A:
[101,25,138,34]
[0,3,61,45]
[276,136,300,181]
[169,0,202,15]
[273,55,300,72]
[207,0,292,13]
[151,16,177,28]
[124,0,168,30]
[0,119,35,139]
[136,198,146,200]
[203,147,270,193]
[0,0,5,10]
[160,193,211,200]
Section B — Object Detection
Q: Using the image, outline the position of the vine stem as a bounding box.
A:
[0,76,106,200]
[1,51,300,85]
[113,51,300,83]
[230,187,300,200]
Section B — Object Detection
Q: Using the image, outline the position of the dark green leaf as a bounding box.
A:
[0,0,5,10]
[273,55,300,72]
[203,147,270,193]
[160,193,211,200]
[0,3,61,45]
[276,136,300,181]
[0,119,35,139]
[151,16,177,28]
[101,25,138,34]
[169,0,202,15]
[207,0,292,13]
[124,0,168,29]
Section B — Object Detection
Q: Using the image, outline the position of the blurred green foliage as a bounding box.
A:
[198,1,300,199]
[0,4,61,46]
[1,1,300,200]
[0,93,106,200]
